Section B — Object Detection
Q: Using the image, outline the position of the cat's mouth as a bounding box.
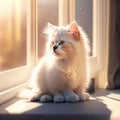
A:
[53,49,63,55]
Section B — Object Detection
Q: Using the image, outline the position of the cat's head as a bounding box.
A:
[45,22,89,60]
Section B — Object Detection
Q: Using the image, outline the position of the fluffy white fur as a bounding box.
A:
[26,22,90,103]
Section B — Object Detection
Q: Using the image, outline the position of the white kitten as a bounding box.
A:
[27,22,90,103]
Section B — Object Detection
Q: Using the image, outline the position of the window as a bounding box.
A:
[75,0,93,52]
[0,0,109,104]
[0,0,29,72]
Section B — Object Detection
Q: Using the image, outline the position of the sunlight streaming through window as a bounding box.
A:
[0,0,27,71]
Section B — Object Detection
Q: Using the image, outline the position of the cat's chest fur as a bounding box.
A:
[44,58,72,93]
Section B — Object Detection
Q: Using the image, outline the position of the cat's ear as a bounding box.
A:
[68,22,80,40]
[48,23,57,33]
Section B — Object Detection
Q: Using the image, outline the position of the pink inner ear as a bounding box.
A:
[68,23,80,40]
[68,31,80,41]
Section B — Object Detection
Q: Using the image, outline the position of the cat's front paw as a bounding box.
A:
[54,94,64,103]
[40,95,52,102]
[65,93,79,103]
[79,92,90,101]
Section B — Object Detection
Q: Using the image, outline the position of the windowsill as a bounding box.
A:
[0,90,120,120]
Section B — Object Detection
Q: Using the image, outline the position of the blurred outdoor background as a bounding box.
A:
[0,0,27,71]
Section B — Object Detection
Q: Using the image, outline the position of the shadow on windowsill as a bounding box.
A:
[2,90,120,120]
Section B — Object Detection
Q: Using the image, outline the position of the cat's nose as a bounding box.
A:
[53,45,58,51]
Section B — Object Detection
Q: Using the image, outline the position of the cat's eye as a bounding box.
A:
[59,40,65,45]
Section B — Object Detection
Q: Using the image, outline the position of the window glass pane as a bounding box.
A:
[0,0,27,71]
[37,0,59,58]
[75,0,93,55]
